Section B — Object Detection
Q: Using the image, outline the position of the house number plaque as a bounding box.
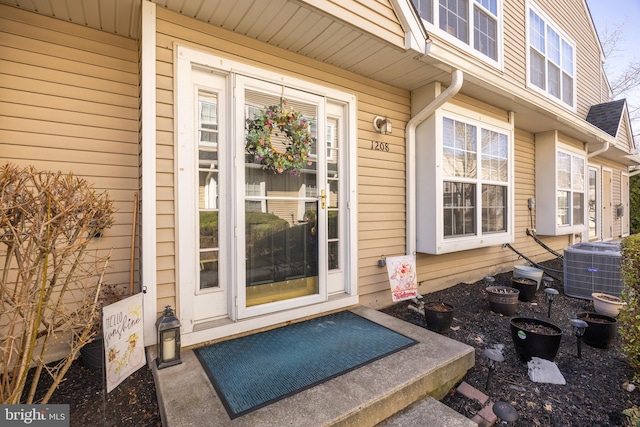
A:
[370,141,390,152]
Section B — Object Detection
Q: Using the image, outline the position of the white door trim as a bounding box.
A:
[174,45,359,344]
[141,1,158,346]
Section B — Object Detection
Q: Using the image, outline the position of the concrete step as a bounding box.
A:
[152,306,475,426]
[375,396,478,427]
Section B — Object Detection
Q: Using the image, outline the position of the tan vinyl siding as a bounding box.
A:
[0,4,139,290]
[300,0,405,48]
[615,114,631,150]
[155,7,410,310]
[502,0,606,118]
[502,0,527,86]
[360,117,569,309]
[409,125,567,298]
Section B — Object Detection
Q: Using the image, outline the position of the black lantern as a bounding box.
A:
[544,288,559,318]
[156,305,182,369]
[570,318,588,359]
[484,348,504,391]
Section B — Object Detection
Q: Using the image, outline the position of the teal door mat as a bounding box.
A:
[194,310,417,419]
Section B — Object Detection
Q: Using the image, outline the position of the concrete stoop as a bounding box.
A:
[153,306,475,427]
[375,396,478,427]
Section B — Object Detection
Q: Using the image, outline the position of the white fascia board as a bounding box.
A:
[427,42,617,148]
[389,0,429,54]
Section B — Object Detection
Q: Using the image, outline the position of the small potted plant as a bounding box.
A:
[511,277,538,302]
[576,312,618,349]
[423,301,454,334]
[486,285,519,316]
[592,292,626,317]
[510,317,563,362]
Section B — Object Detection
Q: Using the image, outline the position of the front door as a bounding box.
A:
[622,173,629,236]
[603,169,612,240]
[588,166,599,240]
[176,48,352,335]
[235,77,328,318]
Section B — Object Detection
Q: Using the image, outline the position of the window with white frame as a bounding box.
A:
[556,150,584,227]
[412,0,500,62]
[527,3,575,108]
[416,108,513,255]
[442,117,509,238]
[534,132,587,236]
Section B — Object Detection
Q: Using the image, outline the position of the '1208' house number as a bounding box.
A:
[370,141,390,152]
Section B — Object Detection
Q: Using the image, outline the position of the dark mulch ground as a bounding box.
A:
[39,259,637,426]
[381,258,639,426]
[32,355,162,427]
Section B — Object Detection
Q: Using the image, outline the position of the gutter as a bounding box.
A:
[405,69,464,255]
[587,141,610,158]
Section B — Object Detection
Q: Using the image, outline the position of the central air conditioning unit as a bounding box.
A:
[563,242,623,300]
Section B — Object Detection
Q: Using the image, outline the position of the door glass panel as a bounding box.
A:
[573,192,584,225]
[327,117,340,271]
[557,190,569,225]
[198,92,219,289]
[244,90,319,306]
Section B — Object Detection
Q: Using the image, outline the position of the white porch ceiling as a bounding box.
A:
[2,0,632,153]
[0,0,445,91]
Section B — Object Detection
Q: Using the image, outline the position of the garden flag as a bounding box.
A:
[102,293,146,393]
[386,255,418,302]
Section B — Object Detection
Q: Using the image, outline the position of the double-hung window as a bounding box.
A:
[416,108,513,254]
[412,0,501,63]
[527,3,576,108]
[534,132,587,236]
[556,151,585,227]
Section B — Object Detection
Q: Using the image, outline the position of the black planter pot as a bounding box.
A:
[510,317,562,362]
[424,302,454,334]
[577,312,618,349]
[80,335,104,370]
[511,277,537,302]
[486,286,519,316]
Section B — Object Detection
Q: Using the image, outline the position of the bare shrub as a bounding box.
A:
[0,164,115,404]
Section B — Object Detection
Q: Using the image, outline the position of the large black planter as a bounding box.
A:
[80,335,104,370]
[510,318,562,362]
[511,277,537,302]
[424,302,454,334]
[577,312,618,349]
[486,286,519,316]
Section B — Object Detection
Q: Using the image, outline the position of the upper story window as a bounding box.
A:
[412,0,501,63]
[527,3,576,109]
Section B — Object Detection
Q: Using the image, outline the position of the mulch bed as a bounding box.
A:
[31,259,638,426]
[27,356,162,427]
[381,258,639,426]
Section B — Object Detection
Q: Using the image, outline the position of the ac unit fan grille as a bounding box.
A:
[563,242,622,300]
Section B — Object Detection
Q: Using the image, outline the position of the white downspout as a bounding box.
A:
[587,141,610,158]
[406,69,464,255]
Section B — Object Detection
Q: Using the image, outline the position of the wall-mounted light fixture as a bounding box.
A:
[372,116,392,135]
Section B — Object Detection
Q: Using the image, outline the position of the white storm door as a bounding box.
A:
[235,76,328,319]
[622,173,629,236]
[588,166,600,241]
[603,168,613,240]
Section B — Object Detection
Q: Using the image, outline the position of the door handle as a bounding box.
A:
[319,189,326,209]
